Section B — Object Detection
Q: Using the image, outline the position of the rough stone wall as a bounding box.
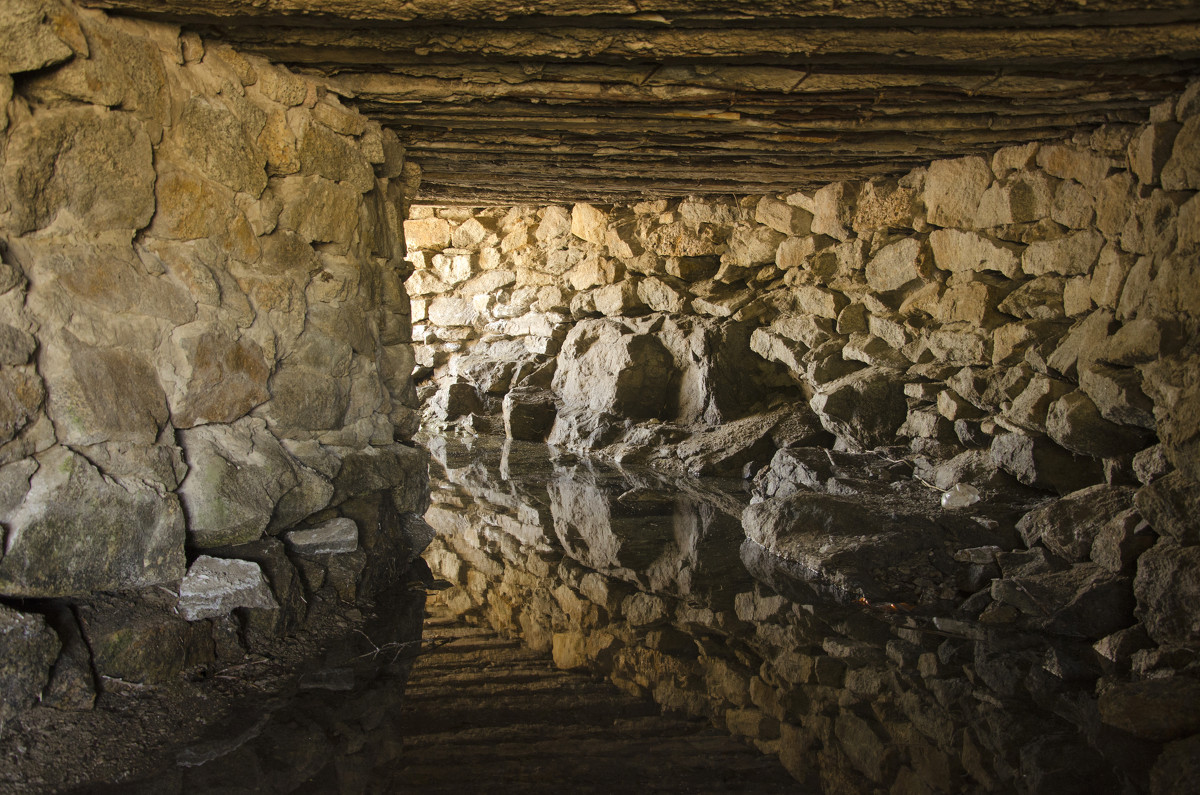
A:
[0,3,426,719]
[410,88,1199,494]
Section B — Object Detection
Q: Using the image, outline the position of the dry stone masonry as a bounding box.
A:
[0,1,428,725]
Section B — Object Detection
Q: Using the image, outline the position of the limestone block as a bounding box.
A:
[997,275,1065,320]
[1036,145,1115,187]
[1021,230,1105,277]
[1161,116,1200,190]
[1017,484,1136,562]
[637,276,688,314]
[1046,391,1152,458]
[552,319,674,420]
[756,195,812,236]
[503,387,557,442]
[1134,471,1200,546]
[276,175,360,244]
[1139,353,1200,481]
[1128,121,1181,186]
[312,97,365,137]
[161,326,270,429]
[749,327,806,374]
[593,280,647,317]
[331,443,429,513]
[1078,363,1155,429]
[166,97,267,197]
[430,250,476,286]
[928,229,1021,279]
[177,418,300,548]
[285,518,358,555]
[991,143,1039,178]
[567,255,623,291]
[4,107,155,234]
[808,181,859,241]
[1093,171,1136,239]
[0,368,43,447]
[793,285,845,320]
[933,277,1009,327]
[536,205,571,243]
[427,296,479,328]
[177,556,278,621]
[1049,179,1095,229]
[0,0,75,74]
[0,604,60,724]
[256,65,307,106]
[451,217,493,249]
[605,220,643,259]
[724,224,785,268]
[570,202,608,244]
[665,255,719,281]
[974,171,1056,227]
[924,325,991,367]
[851,179,919,232]
[1062,276,1093,316]
[297,120,373,193]
[1005,374,1073,433]
[0,445,185,596]
[809,367,907,449]
[1133,541,1200,646]
[990,432,1104,495]
[404,217,451,250]
[865,237,927,292]
[924,156,992,228]
[1046,309,1116,378]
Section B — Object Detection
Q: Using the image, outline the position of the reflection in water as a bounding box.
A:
[425,435,1140,794]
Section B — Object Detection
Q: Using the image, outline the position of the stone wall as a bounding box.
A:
[0,3,427,721]
[410,89,1199,493]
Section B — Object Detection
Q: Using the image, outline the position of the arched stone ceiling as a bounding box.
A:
[83,1,1200,203]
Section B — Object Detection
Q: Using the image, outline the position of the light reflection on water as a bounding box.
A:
[423,434,1138,795]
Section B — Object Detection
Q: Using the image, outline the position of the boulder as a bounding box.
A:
[0,446,185,597]
[503,387,558,441]
[177,556,279,622]
[1078,363,1156,430]
[1046,391,1153,458]
[809,368,908,450]
[1133,540,1200,646]
[553,319,674,420]
[1015,484,1136,562]
[865,237,927,292]
[990,432,1105,495]
[675,408,785,476]
[1134,471,1200,545]
[989,563,1134,638]
[0,604,60,723]
[1099,678,1200,741]
[177,418,300,549]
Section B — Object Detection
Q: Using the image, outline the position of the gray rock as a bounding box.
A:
[0,604,60,723]
[991,432,1105,494]
[285,518,359,555]
[676,408,785,476]
[76,590,215,684]
[0,446,185,597]
[1099,677,1200,742]
[553,319,675,420]
[4,107,155,234]
[1134,540,1200,646]
[1134,471,1200,545]
[989,563,1134,638]
[810,367,908,450]
[177,418,300,549]
[177,556,279,621]
[1016,484,1136,562]
[503,387,557,441]
[1046,391,1155,458]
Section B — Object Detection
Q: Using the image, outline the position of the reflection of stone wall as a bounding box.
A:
[425,442,1199,794]
[409,94,1199,492]
[0,3,426,720]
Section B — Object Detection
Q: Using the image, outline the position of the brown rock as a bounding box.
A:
[0,0,74,74]
[1133,540,1200,646]
[298,120,374,193]
[1099,677,1200,741]
[1161,116,1200,190]
[924,156,992,228]
[1016,483,1135,562]
[170,97,267,196]
[1046,391,1153,458]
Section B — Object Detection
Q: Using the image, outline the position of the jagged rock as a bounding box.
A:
[675,409,785,476]
[553,319,674,420]
[285,518,359,555]
[989,563,1134,638]
[1133,540,1200,646]
[1134,471,1200,545]
[1099,677,1200,741]
[1016,484,1135,562]
[1151,735,1200,795]
[1077,363,1156,430]
[0,604,60,723]
[503,387,558,441]
[177,556,279,621]
[990,432,1105,495]
[928,229,1021,278]
[924,156,993,228]
[1046,391,1154,458]
[974,171,1056,226]
[76,590,215,685]
[865,237,927,292]
[0,446,185,597]
[809,367,907,450]
[177,418,299,549]
[1021,230,1106,277]
[1162,116,1200,190]
[755,196,812,236]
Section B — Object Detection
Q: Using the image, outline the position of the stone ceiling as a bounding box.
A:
[82,1,1200,203]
